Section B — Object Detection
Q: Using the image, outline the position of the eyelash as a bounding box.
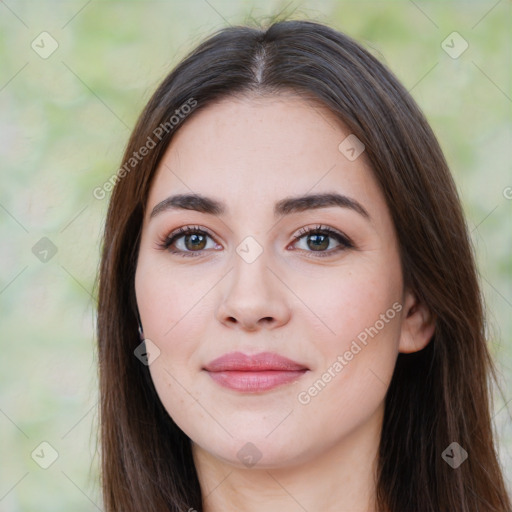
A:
[157,224,354,258]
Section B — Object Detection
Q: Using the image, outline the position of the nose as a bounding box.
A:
[215,249,291,332]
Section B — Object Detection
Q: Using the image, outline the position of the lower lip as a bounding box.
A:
[206,370,307,392]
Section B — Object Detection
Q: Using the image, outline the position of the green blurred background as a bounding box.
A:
[0,0,510,510]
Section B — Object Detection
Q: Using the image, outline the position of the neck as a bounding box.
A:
[192,404,383,512]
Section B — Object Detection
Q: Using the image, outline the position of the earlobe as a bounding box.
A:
[398,290,436,354]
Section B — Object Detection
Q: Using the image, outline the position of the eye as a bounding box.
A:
[290,224,353,257]
[157,225,220,257]
[157,224,353,258]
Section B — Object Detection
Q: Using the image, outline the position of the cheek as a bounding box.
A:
[296,268,403,402]
[135,261,211,429]
[299,266,402,349]
[134,258,210,414]
[135,257,212,340]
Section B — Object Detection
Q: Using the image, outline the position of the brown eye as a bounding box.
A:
[159,226,219,257]
[182,233,207,251]
[304,232,330,251]
[292,225,353,257]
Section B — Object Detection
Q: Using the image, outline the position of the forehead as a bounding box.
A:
[147,94,385,222]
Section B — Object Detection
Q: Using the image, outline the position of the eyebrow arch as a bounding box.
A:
[150,192,371,220]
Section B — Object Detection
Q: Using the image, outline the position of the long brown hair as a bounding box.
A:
[96,19,511,512]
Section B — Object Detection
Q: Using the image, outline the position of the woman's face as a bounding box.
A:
[135,94,428,469]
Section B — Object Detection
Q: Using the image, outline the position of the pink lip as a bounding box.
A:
[204,351,309,392]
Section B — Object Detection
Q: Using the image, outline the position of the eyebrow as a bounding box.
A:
[150,192,370,220]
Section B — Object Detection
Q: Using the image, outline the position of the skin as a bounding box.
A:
[135,94,435,512]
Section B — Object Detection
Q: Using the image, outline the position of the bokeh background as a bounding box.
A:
[1,0,511,510]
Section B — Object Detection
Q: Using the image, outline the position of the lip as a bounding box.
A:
[203,351,309,392]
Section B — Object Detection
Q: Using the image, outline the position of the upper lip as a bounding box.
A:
[204,351,309,372]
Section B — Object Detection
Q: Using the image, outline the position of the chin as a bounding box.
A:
[195,434,313,470]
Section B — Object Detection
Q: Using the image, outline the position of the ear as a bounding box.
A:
[398,289,436,354]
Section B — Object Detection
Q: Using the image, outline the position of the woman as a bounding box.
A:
[96,19,511,511]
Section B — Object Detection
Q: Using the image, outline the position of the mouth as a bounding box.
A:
[203,351,309,393]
